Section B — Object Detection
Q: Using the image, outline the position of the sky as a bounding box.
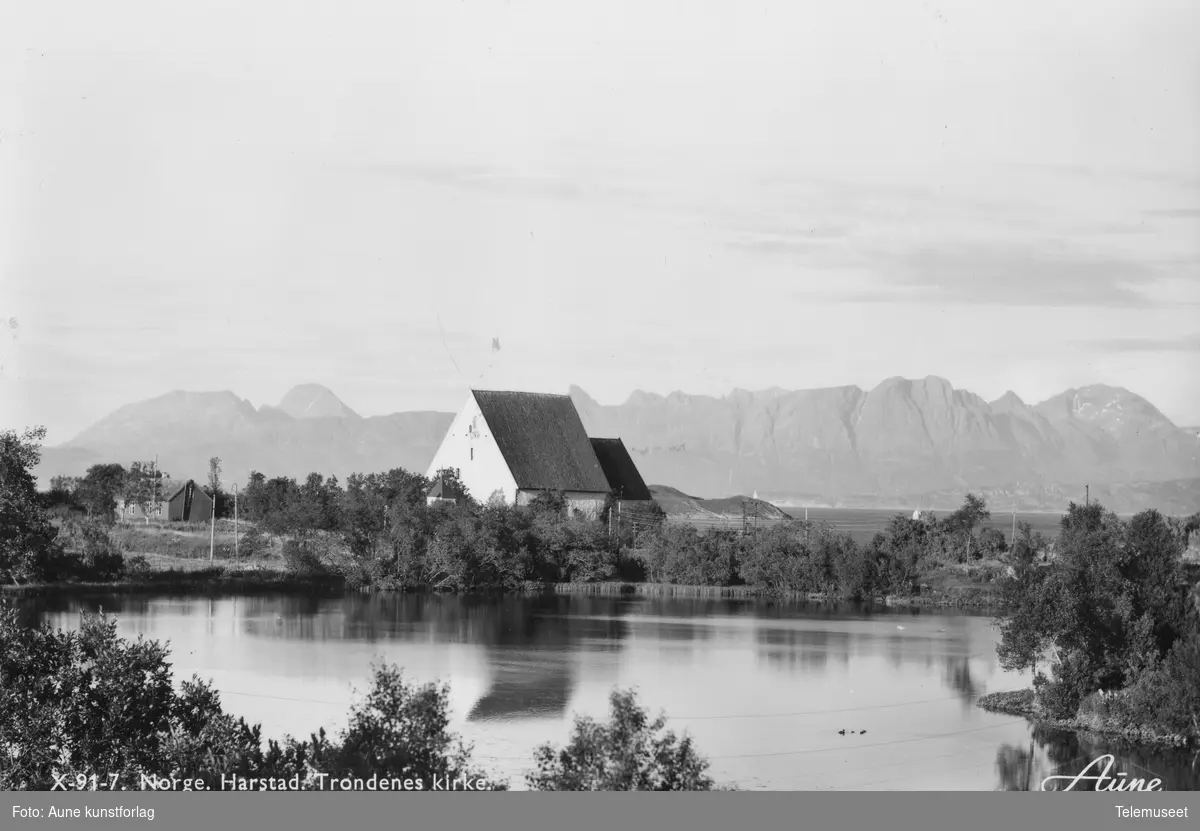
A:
[2,0,1198,445]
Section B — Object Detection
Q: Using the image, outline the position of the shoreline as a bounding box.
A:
[547,581,1005,609]
[1,570,344,599]
[976,689,1197,750]
[2,570,1006,610]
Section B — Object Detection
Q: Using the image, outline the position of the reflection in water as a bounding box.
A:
[995,740,1041,792]
[994,725,1200,791]
[8,592,1197,791]
[755,628,843,674]
[942,657,982,707]
[466,597,630,723]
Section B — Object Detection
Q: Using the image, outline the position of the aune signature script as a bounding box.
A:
[1040,754,1163,792]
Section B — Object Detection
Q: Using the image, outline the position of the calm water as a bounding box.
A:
[13,592,1199,791]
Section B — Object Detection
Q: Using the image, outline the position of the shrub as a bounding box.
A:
[638,526,736,586]
[0,606,181,788]
[565,549,616,583]
[740,524,829,594]
[57,519,126,581]
[978,527,1008,558]
[125,555,151,576]
[281,538,327,576]
[1117,634,1200,737]
[237,526,273,559]
[527,689,715,791]
[831,541,876,600]
[1033,650,1097,721]
[309,663,502,790]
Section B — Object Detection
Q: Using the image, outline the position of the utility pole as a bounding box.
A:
[209,484,217,563]
[615,488,624,567]
[617,487,623,539]
[1011,502,1016,549]
[234,483,239,561]
[1085,484,1089,507]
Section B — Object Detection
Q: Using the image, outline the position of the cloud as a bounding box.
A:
[726,227,853,258]
[828,241,1185,308]
[1006,162,1200,192]
[343,158,1195,314]
[1086,334,1200,354]
[356,160,655,213]
[1142,208,1200,219]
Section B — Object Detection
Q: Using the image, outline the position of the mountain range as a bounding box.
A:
[30,378,1200,514]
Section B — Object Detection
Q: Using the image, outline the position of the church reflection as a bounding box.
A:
[464,596,633,722]
[325,593,635,722]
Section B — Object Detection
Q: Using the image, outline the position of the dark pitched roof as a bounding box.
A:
[589,438,652,501]
[166,480,211,503]
[472,390,611,493]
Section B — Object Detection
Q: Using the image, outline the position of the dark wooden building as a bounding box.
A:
[167,480,214,522]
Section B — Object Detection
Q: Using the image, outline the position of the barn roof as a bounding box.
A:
[589,438,652,501]
[472,390,611,493]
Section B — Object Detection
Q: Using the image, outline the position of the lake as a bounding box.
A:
[12,592,1199,791]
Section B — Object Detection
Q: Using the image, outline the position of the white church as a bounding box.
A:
[424,389,652,519]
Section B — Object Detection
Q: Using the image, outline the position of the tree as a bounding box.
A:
[945,493,990,561]
[240,471,271,522]
[995,503,1191,719]
[48,475,80,496]
[75,463,127,524]
[124,461,168,523]
[527,689,715,791]
[431,467,470,503]
[296,473,325,530]
[1009,520,1046,567]
[0,427,62,583]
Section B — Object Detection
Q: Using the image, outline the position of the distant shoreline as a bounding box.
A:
[766,503,1133,517]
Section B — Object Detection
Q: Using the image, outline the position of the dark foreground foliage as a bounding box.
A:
[527,690,715,791]
[0,605,716,791]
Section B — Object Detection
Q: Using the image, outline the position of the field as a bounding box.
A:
[110,518,267,564]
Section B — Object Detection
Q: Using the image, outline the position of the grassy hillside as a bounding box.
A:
[648,485,793,520]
